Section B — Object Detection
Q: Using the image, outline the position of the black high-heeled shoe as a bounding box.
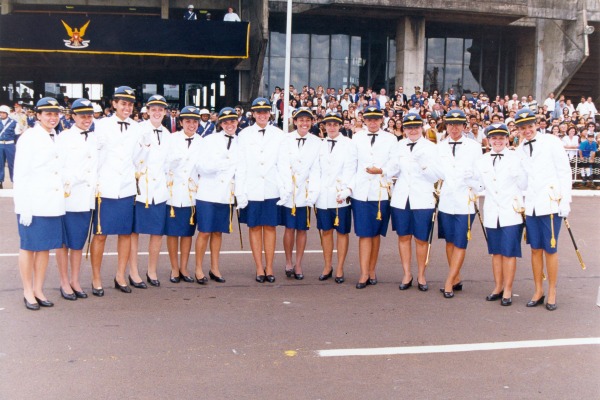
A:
[265,275,275,283]
[129,275,147,289]
[399,278,413,291]
[356,280,367,289]
[72,287,88,299]
[452,281,463,291]
[255,275,266,283]
[146,273,160,287]
[169,273,181,283]
[545,303,557,311]
[195,275,208,285]
[114,278,132,293]
[179,272,195,283]
[60,287,77,301]
[334,275,345,284]
[209,271,226,283]
[285,267,294,278]
[294,272,304,280]
[417,280,428,291]
[501,297,512,306]
[91,283,104,297]
[318,270,333,281]
[24,297,40,310]
[34,296,54,307]
[439,288,454,298]
[486,291,503,301]
[526,295,545,307]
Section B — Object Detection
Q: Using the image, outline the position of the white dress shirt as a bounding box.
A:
[437,136,483,214]
[56,125,98,211]
[349,129,397,201]
[316,134,354,209]
[194,131,238,204]
[519,133,572,216]
[278,131,321,208]
[473,148,526,228]
[13,124,65,216]
[235,123,287,201]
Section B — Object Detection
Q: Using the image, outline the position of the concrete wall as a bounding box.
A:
[395,16,425,93]
[514,29,536,98]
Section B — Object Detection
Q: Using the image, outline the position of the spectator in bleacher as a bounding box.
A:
[184,5,197,20]
[223,6,241,22]
[579,132,597,189]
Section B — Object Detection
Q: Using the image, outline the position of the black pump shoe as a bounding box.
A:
[417,281,428,291]
[129,276,147,289]
[486,291,503,301]
[356,281,367,289]
[60,287,77,301]
[179,272,195,283]
[318,270,333,281]
[169,273,181,283]
[146,273,160,287]
[265,275,276,283]
[452,281,463,291]
[114,278,132,293]
[285,267,294,278]
[294,272,304,280]
[24,298,40,310]
[501,297,512,306]
[91,284,104,297]
[209,271,226,283]
[545,303,557,311]
[440,288,454,298]
[334,275,345,284]
[34,296,54,307]
[255,275,266,283]
[526,295,545,307]
[195,275,208,285]
[72,288,88,298]
[399,278,413,291]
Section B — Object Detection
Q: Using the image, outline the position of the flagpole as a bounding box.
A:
[283,0,292,133]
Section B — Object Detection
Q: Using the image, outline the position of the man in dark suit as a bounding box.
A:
[162,108,181,133]
[235,105,249,133]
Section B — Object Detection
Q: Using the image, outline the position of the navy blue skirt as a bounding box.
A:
[316,206,351,234]
[391,201,434,242]
[239,198,279,228]
[525,213,561,254]
[64,210,92,250]
[92,196,134,236]
[164,206,196,237]
[17,215,65,251]
[196,200,231,234]
[133,201,166,236]
[280,205,312,231]
[351,199,390,238]
[437,211,476,249]
[487,223,523,257]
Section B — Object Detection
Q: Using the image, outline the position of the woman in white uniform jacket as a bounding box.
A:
[385,113,441,292]
[472,123,527,306]
[164,106,203,284]
[235,97,288,283]
[315,112,354,283]
[14,97,65,310]
[279,107,321,280]
[349,106,396,289]
[55,98,97,301]
[192,107,239,284]
[129,95,170,288]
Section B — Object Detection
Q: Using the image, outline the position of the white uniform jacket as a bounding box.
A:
[56,125,98,211]
[519,133,572,216]
[95,115,148,199]
[193,131,238,204]
[473,149,526,228]
[437,136,482,215]
[13,125,65,217]
[164,131,202,207]
[235,124,287,201]
[315,134,354,209]
[279,131,321,208]
[349,129,396,201]
[386,137,441,209]
[134,121,169,205]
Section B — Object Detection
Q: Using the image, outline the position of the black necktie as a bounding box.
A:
[492,153,504,166]
[117,121,130,132]
[259,129,265,136]
[154,129,161,145]
[80,130,89,141]
[327,139,336,152]
[368,133,377,146]
[524,139,536,156]
[185,137,193,148]
[449,141,461,156]
[49,133,55,142]
[406,142,417,152]
[297,137,306,148]
[225,134,234,150]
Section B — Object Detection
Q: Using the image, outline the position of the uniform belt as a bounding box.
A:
[0,140,14,144]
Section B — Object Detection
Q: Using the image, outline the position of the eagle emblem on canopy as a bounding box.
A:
[61,20,91,48]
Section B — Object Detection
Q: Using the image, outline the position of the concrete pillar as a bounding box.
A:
[161,0,169,19]
[395,16,425,93]
[514,28,535,99]
[1,0,13,15]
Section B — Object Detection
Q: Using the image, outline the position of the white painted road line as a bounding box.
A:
[317,337,600,357]
[0,250,330,257]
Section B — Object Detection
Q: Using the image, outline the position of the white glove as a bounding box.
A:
[463,170,474,181]
[336,188,351,203]
[306,193,318,208]
[277,189,290,206]
[416,156,428,171]
[141,131,153,147]
[236,195,248,210]
[558,202,570,218]
[19,213,33,227]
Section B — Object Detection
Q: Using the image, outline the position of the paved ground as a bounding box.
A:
[0,195,598,399]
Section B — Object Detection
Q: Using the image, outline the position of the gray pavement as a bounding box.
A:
[0,196,599,399]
